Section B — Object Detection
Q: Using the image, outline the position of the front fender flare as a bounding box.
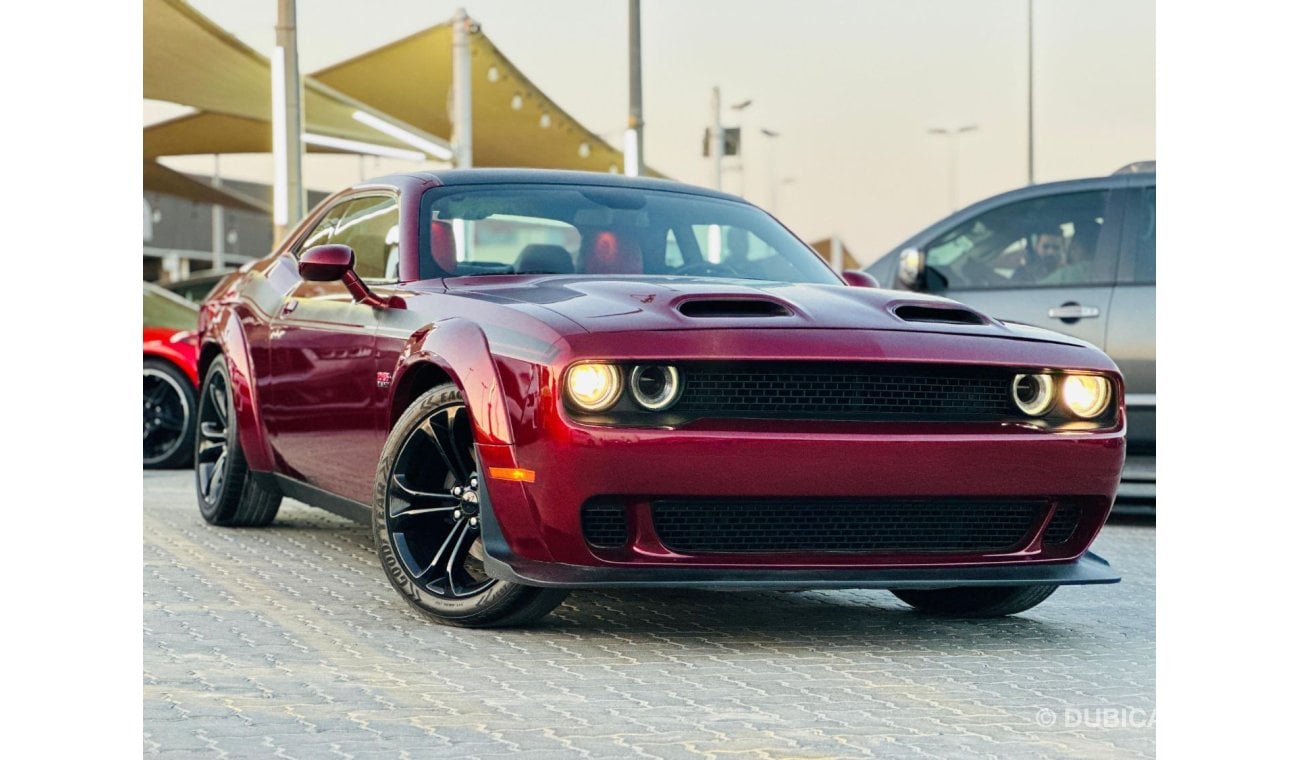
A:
[391,318,515,446]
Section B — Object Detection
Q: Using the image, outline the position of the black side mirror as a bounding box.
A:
[298,244,391,307]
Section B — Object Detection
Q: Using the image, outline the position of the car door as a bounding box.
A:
[915,187,1126,351]
[1107,181,1156,455]
[265,194,398,503]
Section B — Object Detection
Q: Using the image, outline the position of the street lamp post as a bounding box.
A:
[927,124,978,212]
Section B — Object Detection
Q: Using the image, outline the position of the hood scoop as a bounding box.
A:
[892,304,986,325]
[677,298,793,318]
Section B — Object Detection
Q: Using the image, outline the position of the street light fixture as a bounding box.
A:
[927,124,979,212]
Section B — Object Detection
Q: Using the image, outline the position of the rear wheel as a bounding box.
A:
[374,383,568,628]
[194,356,281,527]
[891,585,1059,617]
[144,358,196,469]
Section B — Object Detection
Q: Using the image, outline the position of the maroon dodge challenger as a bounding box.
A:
[194,170,1123,627]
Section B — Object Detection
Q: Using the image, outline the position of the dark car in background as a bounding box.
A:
[864,165,1155,502]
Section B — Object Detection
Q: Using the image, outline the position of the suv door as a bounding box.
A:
[909,187,1126,350]
[1108,181,1156,463]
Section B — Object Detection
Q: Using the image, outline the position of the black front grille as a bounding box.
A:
[673,362,1013,421]
[652,499,1045,554]
[1043,503,1082,544]
[582,503,629,548]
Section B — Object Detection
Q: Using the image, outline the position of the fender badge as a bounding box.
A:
[376,371,393,389]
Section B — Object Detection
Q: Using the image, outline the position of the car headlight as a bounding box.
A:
[1061,375,1111,419]
[630,365,682,410]
[1012,373,1054,416]
[565,362,622,412]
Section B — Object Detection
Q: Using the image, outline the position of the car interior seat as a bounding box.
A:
[514,244,575,274]
[580,231,643,275]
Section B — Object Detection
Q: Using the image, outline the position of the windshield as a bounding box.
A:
[419,184,841,285]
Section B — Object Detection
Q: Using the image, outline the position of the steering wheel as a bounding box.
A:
[672,262,741,278]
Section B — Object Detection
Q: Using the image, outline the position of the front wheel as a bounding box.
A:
[891,585,1059,617]
[373,383,568,628]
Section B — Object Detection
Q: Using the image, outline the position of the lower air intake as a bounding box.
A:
[651,499,1045,554]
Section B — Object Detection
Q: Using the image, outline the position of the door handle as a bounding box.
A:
[1048,302,1100,323]
[282,299,299,315]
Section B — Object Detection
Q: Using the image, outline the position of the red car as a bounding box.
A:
[195,170,1124,628]
[144,282,200,468]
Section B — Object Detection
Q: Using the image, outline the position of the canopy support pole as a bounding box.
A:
[452,8,474,168]
[272,0,305,244]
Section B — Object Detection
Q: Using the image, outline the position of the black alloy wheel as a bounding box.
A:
[194,357,280,527]
[375,383,568,627]
[143,359,196,469]
[385,402,497,599]
[195,365,232,503]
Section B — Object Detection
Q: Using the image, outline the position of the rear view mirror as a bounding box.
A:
[898,247,926,289]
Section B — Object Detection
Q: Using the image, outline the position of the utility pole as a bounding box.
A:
[625,0,644,177]
[451,8,474,168]
[272,0,305,244]
[711,87,723,190]
[1027,0,1035,184]
[211,154,224,270]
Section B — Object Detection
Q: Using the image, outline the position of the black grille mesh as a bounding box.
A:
[673,363,1013,421]
[1043,503,1082,545]
[581,503,629,548]
[651,499,1045,554]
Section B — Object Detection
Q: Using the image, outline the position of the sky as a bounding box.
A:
[148,0,1155,264]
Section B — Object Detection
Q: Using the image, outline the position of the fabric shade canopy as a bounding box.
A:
[144,0,450,207]
[312,24,655,176]
[809,238,864,271]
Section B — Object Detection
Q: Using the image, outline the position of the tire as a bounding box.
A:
[891,585,1059,617]
[373,382,568,628]
[144,358,197,469]
[194,356,281,527]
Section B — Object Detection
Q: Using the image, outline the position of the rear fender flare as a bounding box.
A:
[202,307,276,471]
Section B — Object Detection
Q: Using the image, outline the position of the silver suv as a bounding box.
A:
[864,165,1155,503]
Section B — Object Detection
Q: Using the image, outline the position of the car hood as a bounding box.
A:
[439,275,1085,346]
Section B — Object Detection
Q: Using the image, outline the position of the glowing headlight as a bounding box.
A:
[630,365,683,410]
[1061,375,1111,419]
[1012,373,1054,416]
[565,363,622,412]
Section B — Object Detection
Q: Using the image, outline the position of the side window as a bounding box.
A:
[297,205,346,252]
[328,196,399,281]
[924,190,1113,290]
[1119,186,1156,284]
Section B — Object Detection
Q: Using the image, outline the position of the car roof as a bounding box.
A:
[882,171,1155,258]
[364,168,745,203]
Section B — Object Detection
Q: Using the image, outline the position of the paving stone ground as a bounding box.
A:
[144,470,1155,758]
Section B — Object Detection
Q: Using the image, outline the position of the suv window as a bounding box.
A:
[1119,186,1156,284]
[925,190,1113,290]
[328,196,399,280]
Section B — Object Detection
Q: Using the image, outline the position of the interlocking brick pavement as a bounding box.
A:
[144,470,1155,758]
